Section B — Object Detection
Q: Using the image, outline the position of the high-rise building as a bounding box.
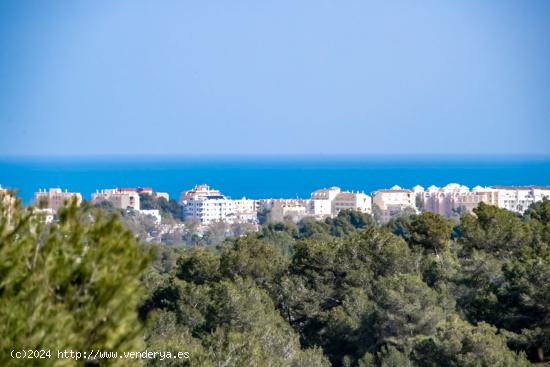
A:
[180,184,239,224]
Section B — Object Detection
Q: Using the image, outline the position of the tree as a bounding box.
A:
[0,198,149,366]
[412,318,531,367]
[459,203,531,257]
[220,236,289,293]
[407,212,453,254]
[372,274,446,349]
[175,247,221,284]
[139,193,182,221]
[325,209,373,237]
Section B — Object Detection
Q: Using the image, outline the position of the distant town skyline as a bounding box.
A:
[1,1,550,156]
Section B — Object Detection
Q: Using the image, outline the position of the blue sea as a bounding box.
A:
[1,155,549,204]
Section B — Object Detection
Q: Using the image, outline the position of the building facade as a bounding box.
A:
[418,184,499,217]
[490,186,550,213]
[92,188,140,210]
[372,185,416,222]
[34,188,83,213]
[310,187,341,217]
[332,191,372,214]
[233,198,257,222]
[180,184,239,224]
[309,187,371,218]
[270,199,309,223]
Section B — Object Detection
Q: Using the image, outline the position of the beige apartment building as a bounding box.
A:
[270,199,309,222]
[34,188,83,213]
[418,184,499,217]
[92,188,140,210]
[372,186,416,222]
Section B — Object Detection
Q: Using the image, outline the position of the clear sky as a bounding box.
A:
[1,0,549,156]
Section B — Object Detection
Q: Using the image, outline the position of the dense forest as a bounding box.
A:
[1,191,549,366]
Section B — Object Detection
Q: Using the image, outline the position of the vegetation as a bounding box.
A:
[1,190,550,366]
[139,193,182,221]
[0,197,149,366]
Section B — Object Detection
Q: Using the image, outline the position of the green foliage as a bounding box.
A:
[0,198,149,366]
[3,192,548,366]
[372,274,446,348]
[407,212,453,253]
[412,319,530,367]
[175,247,221,284]
[139,193,182,221]
[220,236,289,291]
[140,275,330,366]
[459,203,531,256]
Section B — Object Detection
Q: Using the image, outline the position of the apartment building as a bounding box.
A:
[180,184,238,224]
[419,184,499,217]
[310,187,341,217]
[332,191,371,214]
[309,186,371,217]
[270,199,309,222]
[490,186,550,213]
[233,198,257,222]
[372,185,416,222]
[92,188,140,210]
[34,188,83,213]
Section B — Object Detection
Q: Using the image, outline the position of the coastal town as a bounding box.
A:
[2,183,549,240]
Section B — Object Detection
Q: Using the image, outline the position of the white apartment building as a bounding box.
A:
[92,188,140,210]
[490,186,550,213]
[180,184,240,225]
[372,185,416,222]
[332,191,372,214]
[310,186,372,217]
[310,187,341,217]
[34,188,83,213]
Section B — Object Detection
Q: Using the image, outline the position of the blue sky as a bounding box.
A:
[1,0,549,156]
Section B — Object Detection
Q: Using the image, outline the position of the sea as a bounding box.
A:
[1,155,549,204]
